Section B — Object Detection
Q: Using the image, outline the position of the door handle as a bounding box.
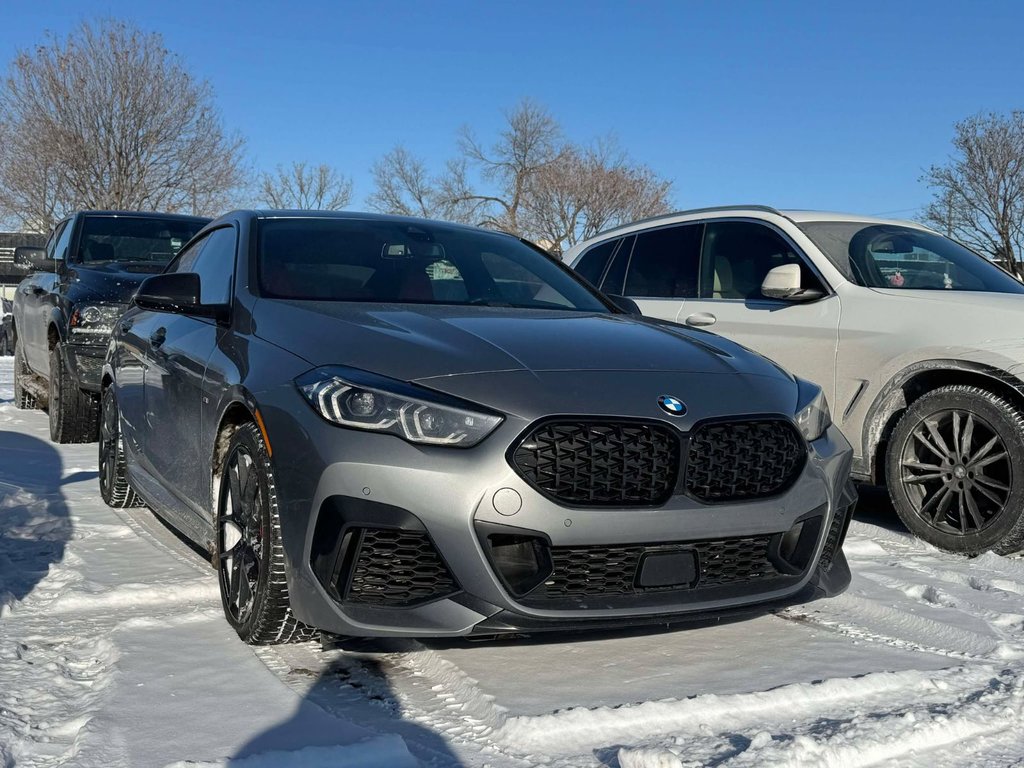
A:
[120,319,134,334]
[685,312,717,327]
[20,285,44,296]
[149,327,167,348]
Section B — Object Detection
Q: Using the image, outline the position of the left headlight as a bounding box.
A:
[795,380,831,442]
[69,303,126,339]
[296,366,504,448]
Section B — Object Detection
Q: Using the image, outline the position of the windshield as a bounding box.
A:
[77,216,206,264]
[798,221,1024,294]
[257,218,612,312]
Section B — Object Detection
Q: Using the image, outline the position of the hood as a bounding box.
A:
[251,300,791,382]
[64,261,166,305]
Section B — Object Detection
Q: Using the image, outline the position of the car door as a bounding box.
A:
[672,219,841,404]
[602,225,703,322]
[142,226,235,517]
[19,218,71,373]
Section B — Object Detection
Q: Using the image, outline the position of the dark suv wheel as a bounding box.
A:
[216,422,313,645]
[49,343,100,444]
[887,385,1024,555]
[99,386,144,508]
[14,335,39,410]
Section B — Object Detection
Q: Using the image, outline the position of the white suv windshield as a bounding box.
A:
[798,221,1024,294]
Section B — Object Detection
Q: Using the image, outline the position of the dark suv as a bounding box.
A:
[13,211,208,443]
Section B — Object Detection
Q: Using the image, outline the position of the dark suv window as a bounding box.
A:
[700,221,824,300]
[77,216,204,264]
[623,225,702,298]
[574,239,619,286]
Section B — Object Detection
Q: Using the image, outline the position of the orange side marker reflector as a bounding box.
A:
[254,409,273,458]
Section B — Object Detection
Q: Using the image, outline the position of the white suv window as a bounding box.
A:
[699,221,825,300]
[621,224,702,298]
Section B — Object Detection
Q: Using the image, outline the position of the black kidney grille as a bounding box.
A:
[345,528,457,607]
[685,420,805,502]
[512,421,680,506]
[526,535,780,600]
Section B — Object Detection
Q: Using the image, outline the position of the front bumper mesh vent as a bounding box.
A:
[511,420,680,506]
[345,528,457,607]
[685,419,806,502]
[526,535,780,602]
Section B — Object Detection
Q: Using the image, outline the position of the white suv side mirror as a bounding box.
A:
[762,264,824,302]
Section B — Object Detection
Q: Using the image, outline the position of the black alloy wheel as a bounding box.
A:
[98,386,142,508]
[888,385,1024,555]
[215,422,313,644]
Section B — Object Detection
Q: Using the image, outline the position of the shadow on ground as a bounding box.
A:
[0,430,73,610]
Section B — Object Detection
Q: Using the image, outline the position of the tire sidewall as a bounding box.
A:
[888,388,1024,554]
[217,424,275,639]
[99,386,116,503]
[48,344,62,439]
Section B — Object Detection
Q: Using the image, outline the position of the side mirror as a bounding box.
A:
[761,264,824,302]
[606,294,643,315]
[14,246,55,272]
[134,273,228,321]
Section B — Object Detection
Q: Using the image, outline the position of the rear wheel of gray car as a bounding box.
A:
[13,335,38,410]
[216,422,314,645]
[887,385,1024,555]
[48,343,100,444]
[98,386,144,509]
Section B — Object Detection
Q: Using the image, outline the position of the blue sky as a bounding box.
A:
[2,1,1022,217]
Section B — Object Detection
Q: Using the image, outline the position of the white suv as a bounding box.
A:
[565,205,1024,556]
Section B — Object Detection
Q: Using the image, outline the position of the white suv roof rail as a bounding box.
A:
[594,204,783,239]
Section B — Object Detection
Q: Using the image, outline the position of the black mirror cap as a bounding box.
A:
[606,294,643,315]
[14,246,55,271]
[134,272,228,320]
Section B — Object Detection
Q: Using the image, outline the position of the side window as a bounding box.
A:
[601,235,634,295]
[700,221,824,300]
[623,225,702,298]
[50,219,73,262]
[169,235,207,274]
[574,239,619,286]
[187,227,236,305]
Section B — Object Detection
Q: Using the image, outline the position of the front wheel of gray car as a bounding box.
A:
[887,385,1024,555]
[216,422,314,645]
[99,386,144,509]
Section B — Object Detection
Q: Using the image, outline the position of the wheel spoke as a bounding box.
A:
[919,484,951,520]
[969,436,1000,466]
[902,460,945,473]
[970,451,1008,471]
[228,555,242,606]
[228,462,243,518]
[902,472,945,484]
[974,474,1010,493]
[956,492,968,533]
[924,418,954,460]
[913,427,949,462]
[973,481,1005,507]
[951,411,963,461]
[964,489,986,530]
[960,413,975,462]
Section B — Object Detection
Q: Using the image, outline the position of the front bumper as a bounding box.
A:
[62,342,106,392]
[262,392,856,638]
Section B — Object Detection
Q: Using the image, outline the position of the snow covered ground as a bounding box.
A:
[2,354,1023,767]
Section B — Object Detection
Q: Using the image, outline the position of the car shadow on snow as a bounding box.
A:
[851,483,911,535]
[0,430,74,611]
[229,652,465,766]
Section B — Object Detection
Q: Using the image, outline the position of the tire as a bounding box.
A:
[98,386,144,508]
[48,344,100,444]
[0,332,10,356]
[14,335,38,410]
[216,422,314,645]
[887,385,1024,555]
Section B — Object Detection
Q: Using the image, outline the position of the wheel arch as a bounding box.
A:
[862,359,1024,485]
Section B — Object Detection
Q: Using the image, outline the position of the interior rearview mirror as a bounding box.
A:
[134,272,228,321]
[14,246,55,272]
[761,264,824,302]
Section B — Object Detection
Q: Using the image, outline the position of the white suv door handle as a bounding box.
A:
[685,312,717,327]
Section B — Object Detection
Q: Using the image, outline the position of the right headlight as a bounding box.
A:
[795,380,831,442]
[296,366,503,448]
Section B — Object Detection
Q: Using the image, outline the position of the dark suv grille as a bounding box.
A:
[511,421,680,506]
[685,420,805,502]
[344,528,457,607]
[522,536,780,603]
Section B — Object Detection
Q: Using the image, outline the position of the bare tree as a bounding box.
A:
[259,161,352,210]
[368,100,673,251]
[922,112,1024,275]
[0,19,247,232]
[524,139,672,255]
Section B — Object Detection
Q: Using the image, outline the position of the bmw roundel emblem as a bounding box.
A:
[658,395,687,416]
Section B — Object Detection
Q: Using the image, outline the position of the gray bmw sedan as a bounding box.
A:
[100,211,856,644]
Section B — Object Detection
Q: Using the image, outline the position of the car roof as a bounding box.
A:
[237,209,515,237]
[779,209,926,228]
[79,210,211,223]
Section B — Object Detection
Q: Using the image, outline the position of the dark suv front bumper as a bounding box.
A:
[62,343,106,392]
